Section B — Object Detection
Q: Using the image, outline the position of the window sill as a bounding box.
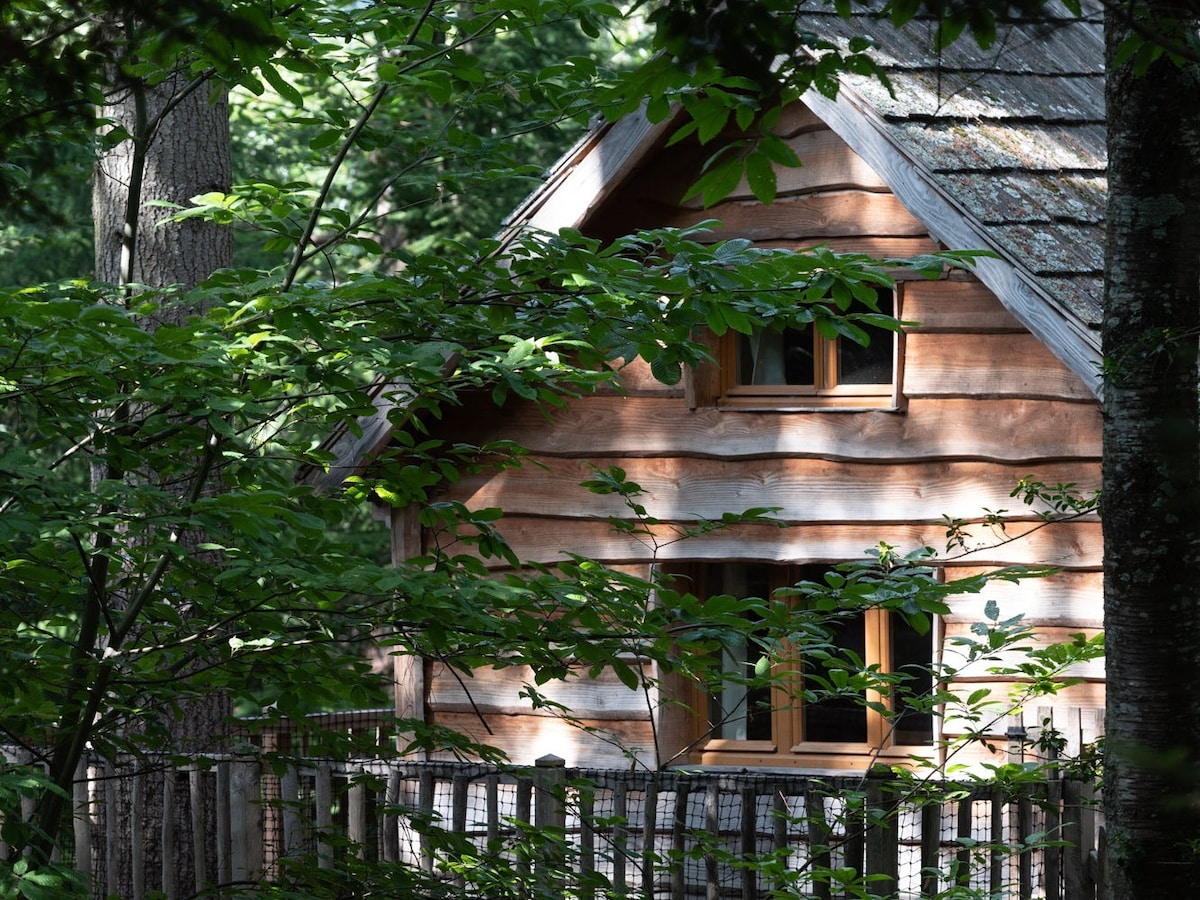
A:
[713,402,905,414]
[691,744,934,770]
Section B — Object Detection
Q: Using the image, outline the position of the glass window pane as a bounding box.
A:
[738,327,815,385]
[889,613,934,745]
[710,565,773,741]
[803,612,868,743]
[837,291,894,385]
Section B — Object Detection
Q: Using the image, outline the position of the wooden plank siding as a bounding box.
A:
[432,519,1102,569]
[401,100,1104,771]
[442,456,1097,524]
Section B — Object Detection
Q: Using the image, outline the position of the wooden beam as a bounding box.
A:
[439,456,1100,524]
[432,396,1102,463]
[392,505,426,759]
[438,518,1103,569]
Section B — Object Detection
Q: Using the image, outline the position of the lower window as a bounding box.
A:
[694,563,935,766]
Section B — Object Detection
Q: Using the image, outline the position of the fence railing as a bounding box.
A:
[2,749,1104,900]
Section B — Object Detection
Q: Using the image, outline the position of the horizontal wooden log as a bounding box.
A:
[941,681,1105,715]
[902,280,1025,332]
[433,396,1101,462]
[903,333,1094,399]
[594,356,683,397]
[428,664,655,721]
[663,129,891,206]
[430,519,1103,570]
[941,624,1104,681]
[604,191,927,243]
[943,569,1102,627]
[429,712,656,769]
[440,456,1099,524]
[753,236,941,256]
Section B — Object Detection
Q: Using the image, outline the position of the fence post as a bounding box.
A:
[1045,778,1062,900]
[315,764,333,870]
[162,770,176,900]
[739,784,757,900]
[424,768,446,876]
[189,766,207,894]
[73,757,92,883]
[865,772,898,899]
[670,776,689,900]
[281,762,302,860]
[613,781,629,895]
[132,770,145,900]
[642,776,660,900]
[535,754,568,896]
[1063,779,1096,900]
[807,787,832,900]
[579,780,596,900]
[956,794,974,889]
[229,756,263,882]
[106,760,119,897]
[347,767,368,860]
[990,785,1004,897]
[920,795,941,898]
[382,767,400,863]
[451,772,469,891]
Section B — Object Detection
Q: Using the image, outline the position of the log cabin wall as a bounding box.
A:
[401,101,1102,770]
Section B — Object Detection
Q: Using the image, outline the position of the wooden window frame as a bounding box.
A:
[682,562,939,770]
[688,285,905,411]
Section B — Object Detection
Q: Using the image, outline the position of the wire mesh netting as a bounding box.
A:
[2,744,1099,900]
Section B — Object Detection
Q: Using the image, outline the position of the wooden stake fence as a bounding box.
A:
[2,751,1104,900]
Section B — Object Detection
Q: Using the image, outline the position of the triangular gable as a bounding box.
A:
[503,6,1105,395]
[318,10,1107,485]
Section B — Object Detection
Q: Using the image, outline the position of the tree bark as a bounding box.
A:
[1103,5,1200,896]
[94,67,231,289]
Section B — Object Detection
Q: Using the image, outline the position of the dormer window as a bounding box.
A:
[721,288,898,408]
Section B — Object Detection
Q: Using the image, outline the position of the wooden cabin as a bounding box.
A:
[346,7,1106,771]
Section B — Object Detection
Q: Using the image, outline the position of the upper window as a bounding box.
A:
[689,562,935,767]
[714,288,899,409]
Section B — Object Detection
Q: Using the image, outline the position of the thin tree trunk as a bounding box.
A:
[1103,5,1200,896]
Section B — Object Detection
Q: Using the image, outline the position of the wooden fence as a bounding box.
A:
[2,750,1104,900]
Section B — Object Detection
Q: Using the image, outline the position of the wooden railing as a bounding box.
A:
[2,750,1104,900]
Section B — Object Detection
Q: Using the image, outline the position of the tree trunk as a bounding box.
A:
[1103,6,1200,896]
[94,67,231,289]
[85,52,234,896]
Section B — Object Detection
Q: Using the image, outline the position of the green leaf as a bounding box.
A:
[611,660,639,690]
[260,64,305,106]
[649,352,681,386]
[683,158,743,208]
[745,151,776,204]
[378,61,399,83]
[309,129,343,151]
[756,134,801,168]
